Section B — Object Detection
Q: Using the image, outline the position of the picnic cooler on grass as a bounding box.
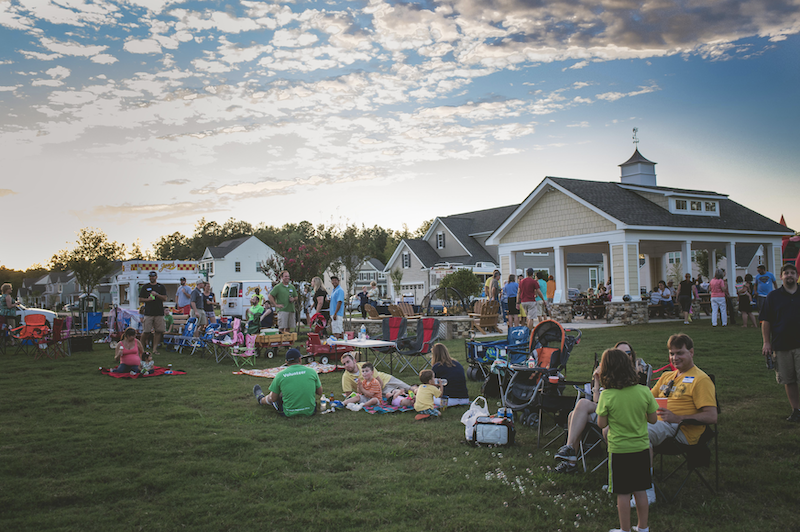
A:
[470,416,515,446]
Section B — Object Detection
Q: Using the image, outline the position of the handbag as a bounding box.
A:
[461,396,490,441]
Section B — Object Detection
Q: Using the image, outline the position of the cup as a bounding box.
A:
[655,397,668,418]
[548,375,559,384]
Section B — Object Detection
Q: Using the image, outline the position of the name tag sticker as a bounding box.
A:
[682,376,695,383]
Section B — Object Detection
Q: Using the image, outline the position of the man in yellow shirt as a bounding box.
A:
[341,352,411,397]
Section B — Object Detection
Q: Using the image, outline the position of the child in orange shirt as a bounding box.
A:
[343,362,383,408]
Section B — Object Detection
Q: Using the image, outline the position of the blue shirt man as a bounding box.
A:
[755,264,778,316]
[328,276,345,338]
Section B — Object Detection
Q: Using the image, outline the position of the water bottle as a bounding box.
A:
[360,324,366,341]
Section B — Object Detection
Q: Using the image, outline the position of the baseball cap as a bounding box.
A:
[180,276,186,281]
[149,271,157,277]
[285,348,301,362]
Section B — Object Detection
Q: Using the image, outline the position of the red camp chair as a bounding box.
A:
[394,318,440,373]
[11,314,50,355]
[38,318,71,360]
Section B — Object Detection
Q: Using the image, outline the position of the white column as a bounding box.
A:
[764,243,775,277]
[602,252,609,286]
[726,241,737,296]
[507,253,517,281]
[710,248,717,275]
[554,246,567,303]
[681,240,693,277]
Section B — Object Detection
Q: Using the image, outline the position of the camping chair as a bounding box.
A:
[365,304,386,320]
[231,334,257,368]
[11,314,50,355]
[653,375,719,503]
[472,299,501,334]
[81,312,103,338]
[394,318,440,373]
[371,317,407,369]
[38,318,71,360]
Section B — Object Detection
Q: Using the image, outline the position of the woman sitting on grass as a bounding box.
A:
[431,343,470,407]
[113,327,144,374]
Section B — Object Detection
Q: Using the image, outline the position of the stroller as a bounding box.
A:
[465,326,530,381]
[499,320,582,444]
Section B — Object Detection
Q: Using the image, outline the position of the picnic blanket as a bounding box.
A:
[233,362,338,379]
[362,403,415,414]
[100,366,186,378]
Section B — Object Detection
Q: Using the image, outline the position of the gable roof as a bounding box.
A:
[403,240,443,269]
[365,257,385,271]
[433,204,519,263]
[204,236,252,259]
[547,177,792,233]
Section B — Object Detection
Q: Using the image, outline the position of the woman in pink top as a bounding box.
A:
[112,327,144,373]
[708,270,728,327]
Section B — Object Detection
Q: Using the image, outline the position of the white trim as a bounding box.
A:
[424,219,472,257]
[384,240,431,273]
[621,226,791,238]
[487,178,624,246]
[617,184,727,199]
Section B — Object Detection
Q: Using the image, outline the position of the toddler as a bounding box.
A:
[414,369,444,417]
[140,352,155,375]
[389,385,419,407]
[342,363,383,408]
[596,348,658,532]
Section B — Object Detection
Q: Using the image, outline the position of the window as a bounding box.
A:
[675,199,687,210]
[690,201,702,211]
[705,202,717,212]
[255,262,262,272]
[667,252,681,264]
[523,252,550,256]
[402,252,410,269]
[235,262,241,273]
[589,268,598,289]
[436,232,445,249]
[691,250,697,263]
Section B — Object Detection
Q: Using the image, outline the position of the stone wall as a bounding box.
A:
[605,301,649,325]
[549,303,573,323]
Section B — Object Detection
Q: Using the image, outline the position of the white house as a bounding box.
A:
[199,236,279,297]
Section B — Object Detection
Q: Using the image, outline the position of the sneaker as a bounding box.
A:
[554,461,578,474]
[253,385,265,405]
[684,321,689,325]
[555,444,577,463]
[630,485,656,507]
[786,410,800,422]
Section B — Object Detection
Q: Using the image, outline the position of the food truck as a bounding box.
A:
[110,260,205,311]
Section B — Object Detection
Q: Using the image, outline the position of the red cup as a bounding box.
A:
[655,397,668,418]
[548,375,559,384]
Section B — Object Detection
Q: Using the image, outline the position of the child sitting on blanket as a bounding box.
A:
[389,385,419,407]
[415,369,444,417]
[343,362,383,408]
[139,352,155,375]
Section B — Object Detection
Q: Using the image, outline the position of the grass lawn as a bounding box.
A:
[1,320,796,531]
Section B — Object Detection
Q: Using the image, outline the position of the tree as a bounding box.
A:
[327,224,371,299]
[152,232,190,260]
[439,268,483,299]
[50,228,126,300]
[260,242,332,284]
[389,268,403,300]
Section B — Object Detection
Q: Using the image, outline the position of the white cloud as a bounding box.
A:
[91,54,118,64]
[46,66,70,79]
[596,82,660,102]
[40,38,108,57]
[32,79,64,87]
[124,39,163,54]
[21,50,63,61]
[0,86,20,92]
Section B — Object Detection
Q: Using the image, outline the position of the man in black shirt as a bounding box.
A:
[139,271,167,354]
[761,264,800,422]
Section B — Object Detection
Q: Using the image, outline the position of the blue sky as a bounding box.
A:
[1,0,798,270]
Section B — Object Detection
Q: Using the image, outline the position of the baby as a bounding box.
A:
[343,362,383,408]
[388,385,419,407]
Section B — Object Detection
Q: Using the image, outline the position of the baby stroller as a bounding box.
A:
[465,326,530,381]
[500,320,582,444]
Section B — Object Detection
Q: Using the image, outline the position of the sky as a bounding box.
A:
[1,0,799,271]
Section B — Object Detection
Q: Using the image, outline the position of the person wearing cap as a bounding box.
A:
[138,271,168,354]
[253,348,323,417]
[755,264,778,318]
[176,277,192,315]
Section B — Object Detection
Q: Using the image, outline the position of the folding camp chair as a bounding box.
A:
[371,317,407,369]
[11,314,50,355]
[394,318,440,373]
[38,318,71,360]
[231,334,257,368]
[653,375,719,503]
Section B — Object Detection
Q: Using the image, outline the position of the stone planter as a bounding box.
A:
[605,301,649,325]
[549,303,574,323]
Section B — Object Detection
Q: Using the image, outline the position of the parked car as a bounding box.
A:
[568,288,580,301]
[347,295,362,312]
[16,304,58,327]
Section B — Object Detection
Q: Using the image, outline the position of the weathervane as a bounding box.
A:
[632,127,639,146]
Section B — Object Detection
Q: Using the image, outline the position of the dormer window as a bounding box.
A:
[675,200,687,210]
[705,202,717,212]
[670,197,720,216]
[690,201,702,211]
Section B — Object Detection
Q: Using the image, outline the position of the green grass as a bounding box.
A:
[1,321,796,531]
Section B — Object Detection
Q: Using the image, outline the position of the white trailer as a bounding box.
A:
[111,261,205,312]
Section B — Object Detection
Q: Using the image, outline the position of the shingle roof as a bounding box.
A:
[439,204,518,263]
[206,236,251,259]
[735,244,760,267]
[548,177,792,233]
[366,257,385,271]
[404,240,443,269]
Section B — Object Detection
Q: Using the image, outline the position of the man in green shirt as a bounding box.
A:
[269,270,298,333]
[253,348,323,417]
